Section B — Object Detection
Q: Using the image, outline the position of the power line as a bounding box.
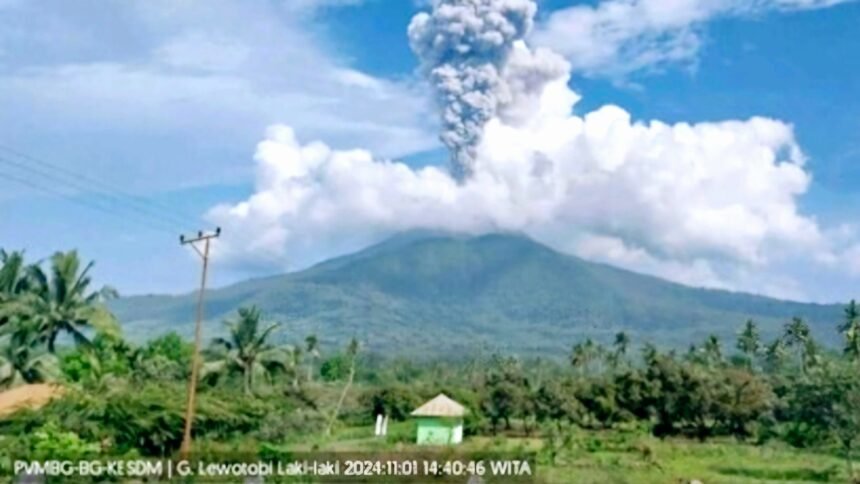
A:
[0,146,291,266]
[0,145,202,229]
[0,167,179,236]
[0,153,191,231]
[0,144,202,226]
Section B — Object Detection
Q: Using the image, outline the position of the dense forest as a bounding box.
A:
[2,249,860,482]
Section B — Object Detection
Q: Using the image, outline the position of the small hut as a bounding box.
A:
[411,393,466,445]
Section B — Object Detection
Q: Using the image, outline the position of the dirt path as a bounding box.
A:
[0,383,63,417]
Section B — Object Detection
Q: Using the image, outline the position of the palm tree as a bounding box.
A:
[783,317,813,373]
[609,331,630,369]
[571,339,602,374]
[0,250,37,329]
[305,334,320,382]
[764,338,787,372]
[840,301,860,362]
[613,331,630,356]
[0,250,34,295]
[289,346,303,389]
[326,337,359,436]
[783,317,810,347]
[736,320,761,369]
[0,321,59,387]
[641,343,659,366]
[570,342,589,371]
[27,251,119,352]
[702,334,723,367]
[686,343,700,362]
[206,306,288,395]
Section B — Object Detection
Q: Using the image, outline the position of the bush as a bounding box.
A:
[0,382,279,457]
[28,421,101,460]
[60,332,133,384]
[254,408,326,443]
[361,385,421,422]
[320,354,351,381]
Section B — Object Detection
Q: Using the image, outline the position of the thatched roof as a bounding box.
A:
[411,393,466,417]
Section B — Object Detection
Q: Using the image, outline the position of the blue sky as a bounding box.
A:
[0,0,858,302]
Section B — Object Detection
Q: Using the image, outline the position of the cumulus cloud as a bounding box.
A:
[0,0,435,191]
[208,0,857,301]
[532,0,857,77]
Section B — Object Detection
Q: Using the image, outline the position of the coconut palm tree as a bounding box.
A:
[609,331,630,369]
[305,334,320,382]
[840,301,860,362]
[764,338,787,372]
[702,334,723,366]
[0,250,38,330]
[783,317,814,373]
[0,321,59,387]
[571,339,602,374]
[0,250,35,295]
[613,332,630,356]
[205,306,288,395]
[736,320,761,369]
[26,251,119,352]
[783,317,810,347]
[289,346,303,389]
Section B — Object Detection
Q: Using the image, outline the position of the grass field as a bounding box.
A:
[240,422,849,483]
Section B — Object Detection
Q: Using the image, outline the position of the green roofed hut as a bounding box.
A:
[411,393,466,445]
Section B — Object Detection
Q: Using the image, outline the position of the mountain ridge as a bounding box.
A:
[110,232,844,356]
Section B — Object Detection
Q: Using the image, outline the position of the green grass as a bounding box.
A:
[283,426,851,483]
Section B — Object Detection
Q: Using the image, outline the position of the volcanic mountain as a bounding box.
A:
[111,233,843,357]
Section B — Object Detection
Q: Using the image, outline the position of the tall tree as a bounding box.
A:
[609,331,630,369]
[0,250,37,329]
[0,321,59,387]
[27,251,118,352]
[289,346,303,390]
[783,317,814,373]
[326,338,359,436]
[0,250,34,295]
[840,300,860,362]
[305,334,320,382]
[206,306,287,395]
[702,334,723,368]
[764,338,787,373]
[736,320,761,370]
[571,338,603,375]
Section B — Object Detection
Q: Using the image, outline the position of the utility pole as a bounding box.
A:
[178,227,221,460]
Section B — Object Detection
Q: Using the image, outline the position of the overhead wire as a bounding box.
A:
[0,146,290,265]
[0,165,178,236]
[0,145,203,230]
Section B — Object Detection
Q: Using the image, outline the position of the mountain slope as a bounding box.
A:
[110,233,843,356]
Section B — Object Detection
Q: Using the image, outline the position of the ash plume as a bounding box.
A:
[409,0,546,180]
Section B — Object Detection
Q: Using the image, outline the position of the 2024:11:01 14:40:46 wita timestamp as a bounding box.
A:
[344,459,533,477]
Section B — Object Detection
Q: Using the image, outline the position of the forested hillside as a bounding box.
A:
[111,233,843,356]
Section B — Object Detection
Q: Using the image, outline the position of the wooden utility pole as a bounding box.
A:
[178,227,220,460]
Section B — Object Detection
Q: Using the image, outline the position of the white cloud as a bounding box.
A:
[532,0,858,77]
[207,62,852,300]
[196,0,860,302]
[0,0,435,190]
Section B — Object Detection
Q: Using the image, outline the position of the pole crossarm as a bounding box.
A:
[180,228,221,257]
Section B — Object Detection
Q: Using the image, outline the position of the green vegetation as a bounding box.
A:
[109,233,843,356]
[2,248,860,483]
